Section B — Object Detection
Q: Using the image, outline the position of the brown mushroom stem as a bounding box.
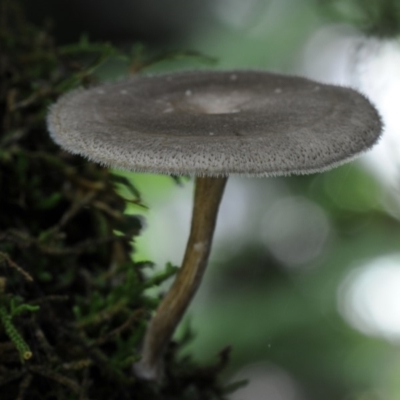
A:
[135,176,228,380]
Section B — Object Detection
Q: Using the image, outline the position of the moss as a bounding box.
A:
[0,1,233,398]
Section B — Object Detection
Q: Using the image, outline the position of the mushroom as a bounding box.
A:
[47,70,382,381]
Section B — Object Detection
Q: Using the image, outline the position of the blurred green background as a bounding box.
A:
[27,0,400,399]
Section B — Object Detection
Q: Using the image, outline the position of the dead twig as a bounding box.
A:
[92,200,124,221]
[16,373,32,400]
[0,369,25,386]
[95,309,143,346]
[0,252,33,282]
[6,228,129,256]
[61,359,92,371]
[30,295,69,305]
[76,300,129,329]
[29,365,82,395]
[34,327,59,364]
[44,191,98,236]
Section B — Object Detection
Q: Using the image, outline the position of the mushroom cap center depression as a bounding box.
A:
[173,91,243,115]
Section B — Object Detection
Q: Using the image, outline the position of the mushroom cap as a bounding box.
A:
[47,70,382,177]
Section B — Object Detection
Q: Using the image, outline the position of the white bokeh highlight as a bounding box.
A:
[302,25,400,191]
[230,363,305,400]
[338,255,400,341]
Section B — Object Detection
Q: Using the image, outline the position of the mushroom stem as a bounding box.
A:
[135,176,228,381]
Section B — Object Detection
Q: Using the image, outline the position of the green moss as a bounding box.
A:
[0,1,234,398]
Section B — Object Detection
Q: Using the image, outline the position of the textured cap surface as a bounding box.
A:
[47,70,382,176]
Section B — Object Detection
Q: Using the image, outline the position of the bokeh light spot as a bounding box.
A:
[338,255,400,341]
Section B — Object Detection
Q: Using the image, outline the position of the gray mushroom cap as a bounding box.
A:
[47,70,382,177]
